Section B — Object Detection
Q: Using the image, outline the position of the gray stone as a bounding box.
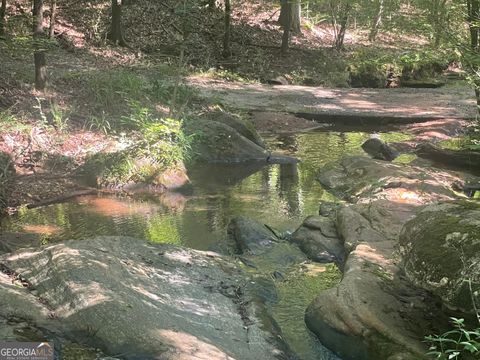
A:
[185,119,296,164]
[291,216,344,263]
[228,216,277,255]
[318,156,459,203]
[0,237,294,360]
[319,201,341,217]
[361,138,399,161]
[206,110,266,148]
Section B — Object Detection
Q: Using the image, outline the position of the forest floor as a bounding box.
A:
[0,0,477,209]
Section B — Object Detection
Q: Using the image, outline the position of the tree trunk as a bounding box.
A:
[281,0,292,55]
[49,0,56,38]
[279,0,301,34]
[467,0,480,111]
[430,0,448,47]
[0,0,6,36]
[368,0,384,42]
[108,0,126,46]
[222,0,231,57]
[33,0,46,90]
[334,3,351,50]
[468,0,480,50]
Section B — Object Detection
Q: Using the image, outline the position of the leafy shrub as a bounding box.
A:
[85,70,146,110]
[399,49,455,80]
[426,317,480,360]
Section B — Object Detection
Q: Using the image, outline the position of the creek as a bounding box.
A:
[0,129,414,360]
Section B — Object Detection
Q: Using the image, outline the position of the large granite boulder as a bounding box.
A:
[304,156,478,360]
[0,152,15,212]
[318,156,459,203]
[206,110,266,148]
[185,118,297,164]
[0,236,295,360]
[305,201,434,360]
[400,201,480,315]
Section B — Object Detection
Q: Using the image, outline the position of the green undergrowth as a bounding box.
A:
[347,47,458,88]
[80,103,192,187]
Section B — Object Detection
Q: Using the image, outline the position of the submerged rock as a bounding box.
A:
[228,216,278,255]
[400,201,480,315]
[0,236,295,360]
[290,216,345,264]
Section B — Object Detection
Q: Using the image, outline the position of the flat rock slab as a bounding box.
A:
[188,77,476,121]
[0,237,293,360]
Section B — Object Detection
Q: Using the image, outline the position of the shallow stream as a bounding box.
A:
[0,129,413,360]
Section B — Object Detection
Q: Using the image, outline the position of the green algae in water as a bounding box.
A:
[273,263,342,359]
[393,153,417,164]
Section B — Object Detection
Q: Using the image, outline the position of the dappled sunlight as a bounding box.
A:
[156,330,236,360]
[22,224,62,236]
[131,285,168,305]
[190,77,476,120]
[62,281,111,316]
[355,244,392,269]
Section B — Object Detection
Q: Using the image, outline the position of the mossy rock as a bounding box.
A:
[348,64,386,88]
[205,110,266,148]
[399,201,480,315]
[184,118,269,163]
[0,152,15,212]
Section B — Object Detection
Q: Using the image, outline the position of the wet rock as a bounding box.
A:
[228,216,277,255]
[318,156,459,203]
[291,216,344,264]
[361,138,399,161]
[399,201,480,315]
[206,110,266,148]
[185,118,294,164]
[0,236,294,360]
[0,152,15,212]
[319,201,341,217]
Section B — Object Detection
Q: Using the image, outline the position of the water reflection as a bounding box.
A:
[0,130,410,251]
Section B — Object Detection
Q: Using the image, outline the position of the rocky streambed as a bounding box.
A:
[0,112,479,359]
